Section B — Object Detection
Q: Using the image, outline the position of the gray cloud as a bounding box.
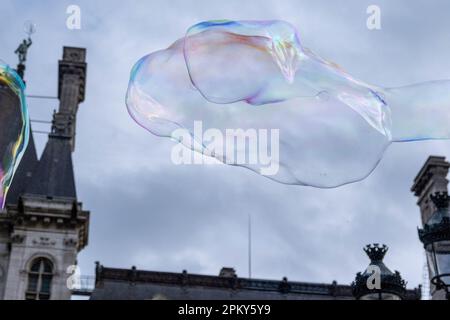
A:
[2,0,450,289]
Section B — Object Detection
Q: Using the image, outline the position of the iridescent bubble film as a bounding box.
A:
[0,62,29,208]
[126,20,450,188]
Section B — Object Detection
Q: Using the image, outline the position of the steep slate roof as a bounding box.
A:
[5,132,38,203]
[24,134,76,199]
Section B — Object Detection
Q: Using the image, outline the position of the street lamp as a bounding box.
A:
[418,192,450,300]
[352,244,406,300]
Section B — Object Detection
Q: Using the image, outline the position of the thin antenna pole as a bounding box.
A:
[248,213,252,279]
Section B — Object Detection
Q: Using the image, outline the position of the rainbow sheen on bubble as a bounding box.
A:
[0,62,29,208]
[126,20,450,188]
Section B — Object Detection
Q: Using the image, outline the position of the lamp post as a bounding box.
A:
[418,192,450,300]
[352,244,406,300]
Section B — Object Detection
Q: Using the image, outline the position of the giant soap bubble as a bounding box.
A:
[126,20,450,188]
[0,62,29,208]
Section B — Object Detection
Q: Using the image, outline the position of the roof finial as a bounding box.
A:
[14,21,36,80]
[363,243,388,262]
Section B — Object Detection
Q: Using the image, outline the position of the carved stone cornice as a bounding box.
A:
[5,195,89,251]
[10,233,25,244]
[32,236,56,247]
[64,237,78,247]
[411,157,450,198]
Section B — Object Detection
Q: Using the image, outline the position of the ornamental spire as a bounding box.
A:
[14,21,36,80]
[363,243,388,262]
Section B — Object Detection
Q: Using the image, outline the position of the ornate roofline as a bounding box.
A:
[418,216,450,246]
[93,264,421,299]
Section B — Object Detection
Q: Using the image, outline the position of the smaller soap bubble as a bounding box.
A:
[23,20,36,37]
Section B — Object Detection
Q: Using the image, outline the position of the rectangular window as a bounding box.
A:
[27,274,39,292]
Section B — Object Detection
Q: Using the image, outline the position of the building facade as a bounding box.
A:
[411,156,450,300]
[90,264,421,300]
[0,44,444,301]
[0,47,89,300]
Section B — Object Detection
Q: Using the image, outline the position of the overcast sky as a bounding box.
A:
[2,0,450,292]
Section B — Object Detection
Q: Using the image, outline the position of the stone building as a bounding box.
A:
[89,264,421,300]
[0,47,89,300]
[411,156,450,300]
[0,44,443,300]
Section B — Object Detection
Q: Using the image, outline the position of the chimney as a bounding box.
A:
[411,156,450,225]
[55,47,87,151]
[219,267,237,278]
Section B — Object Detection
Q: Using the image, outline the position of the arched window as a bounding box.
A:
[25,257,53,300]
